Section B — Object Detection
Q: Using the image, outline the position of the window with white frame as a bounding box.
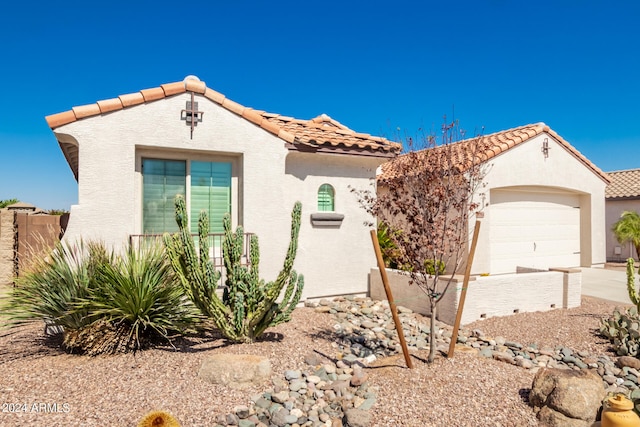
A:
[142,158,231,234]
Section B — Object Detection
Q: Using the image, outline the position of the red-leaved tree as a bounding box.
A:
[356,119,492,362]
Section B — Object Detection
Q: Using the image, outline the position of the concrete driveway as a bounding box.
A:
[580,267,633,304]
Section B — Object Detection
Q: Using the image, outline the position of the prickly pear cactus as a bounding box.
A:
[600,306,640,357]
[163,196,304,343]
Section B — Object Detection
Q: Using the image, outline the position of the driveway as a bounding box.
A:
[580,267,632,304]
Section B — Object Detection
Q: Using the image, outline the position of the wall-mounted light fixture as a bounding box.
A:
[541,137,550,158]
[181,92,204,139]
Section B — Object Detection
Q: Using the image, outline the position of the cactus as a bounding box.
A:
[163,195,304,343]
[627,257,640,311]
[137,410,181,427]
[600,306,640,357]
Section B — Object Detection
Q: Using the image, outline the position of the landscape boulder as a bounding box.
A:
[198,354,271,390]
[530,368,605,427]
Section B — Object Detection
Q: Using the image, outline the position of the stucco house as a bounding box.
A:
[45,75,401,300]
[605,168,640,262]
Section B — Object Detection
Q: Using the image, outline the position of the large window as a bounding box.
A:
[142,158,231,234]
[190,161,231,235]
[142,159,186,233]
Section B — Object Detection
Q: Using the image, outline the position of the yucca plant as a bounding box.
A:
[64,242,201,355]
[3,239,110,331]
[3,239,200,355]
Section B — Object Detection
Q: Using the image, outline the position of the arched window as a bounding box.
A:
[317,184,335,211]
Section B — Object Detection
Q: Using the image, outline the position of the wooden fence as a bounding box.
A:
[0,210,69,285]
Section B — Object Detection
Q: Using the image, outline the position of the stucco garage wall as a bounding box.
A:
[605,199,640,262]
[370,267,581,325]
[53,92,382,300]
[471,133,607,275]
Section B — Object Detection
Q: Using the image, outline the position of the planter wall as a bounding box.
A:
[369,267,581,325]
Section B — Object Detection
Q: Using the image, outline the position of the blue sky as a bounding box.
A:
[1,1,638,210]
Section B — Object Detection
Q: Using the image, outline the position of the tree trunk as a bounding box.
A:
[428,298,437,363]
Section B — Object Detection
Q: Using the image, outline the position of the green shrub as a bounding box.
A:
[600,306,640,357]
[4,240,110,331]
[424,259,446,276]
[68,242,201,354]
[3,240,200,355]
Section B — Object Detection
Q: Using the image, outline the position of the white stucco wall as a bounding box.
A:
[53,92,385,300]
[605,199,640,262]
[370,267,581,325]
[471,133,608,275]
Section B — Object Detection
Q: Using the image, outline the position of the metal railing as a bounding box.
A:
[129,232,254,285]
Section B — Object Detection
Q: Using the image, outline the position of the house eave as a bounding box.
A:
[285,142,397,158]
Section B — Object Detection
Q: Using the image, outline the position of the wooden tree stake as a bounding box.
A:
[370,229,414,369]
[447,219,482,358]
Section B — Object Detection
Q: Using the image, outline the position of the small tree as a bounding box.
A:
[0,198,19,208]
[613,210,640,271]
[357,119,491,362]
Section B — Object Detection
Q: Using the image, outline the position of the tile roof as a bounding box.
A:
[605,168,640,199]
[46,76,402,180]
[380,123,610,183]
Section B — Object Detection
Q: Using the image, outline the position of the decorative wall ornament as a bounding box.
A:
[181,92,204,139]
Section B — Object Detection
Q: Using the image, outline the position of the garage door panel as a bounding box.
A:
[489,190,580,274]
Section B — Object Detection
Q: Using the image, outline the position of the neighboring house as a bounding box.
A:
[605,168,640,262]
[45,75,401,300]
[381,123,609,275]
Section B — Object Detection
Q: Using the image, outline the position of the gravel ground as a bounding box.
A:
[0,295,628,427]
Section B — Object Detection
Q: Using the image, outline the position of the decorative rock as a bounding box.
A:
[271,391,290,404]
[617,356,640,370]
[235,405,251,419]
[198,354,271,390]
[350,368,368,387]
[305,352,324,366]
[343,408,371,427]
[492,351,514,364]
[530,368,605,426]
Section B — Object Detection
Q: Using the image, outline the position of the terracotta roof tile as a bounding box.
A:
[140,87,165,102]
[606,168,640,199]
[46,75,402,179]
[184,77,206,94]
[221,98,245,116]
[118,92,145,107]
[204,87,225,104]
[381,123,610,183]
[45,110,76,128]
[161,82,186,96]
[72,103,101,119]
[97,98,124,114]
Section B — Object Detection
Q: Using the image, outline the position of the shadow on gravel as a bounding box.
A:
[0,323,66,363]
[519,388,531,405]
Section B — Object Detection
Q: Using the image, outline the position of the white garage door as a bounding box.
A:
[489,189,581,274]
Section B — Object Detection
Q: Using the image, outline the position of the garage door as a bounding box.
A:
[489,189,581,274]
